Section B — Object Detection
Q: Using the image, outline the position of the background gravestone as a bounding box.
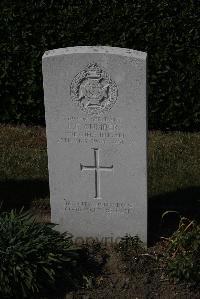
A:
[42,46,147,243]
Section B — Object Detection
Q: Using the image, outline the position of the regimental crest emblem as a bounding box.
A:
[70,63,118,114]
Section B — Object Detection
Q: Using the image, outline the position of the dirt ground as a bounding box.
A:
[32,209,200,299]
[64,244,199,299]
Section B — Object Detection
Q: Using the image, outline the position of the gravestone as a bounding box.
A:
[42,46,147,243]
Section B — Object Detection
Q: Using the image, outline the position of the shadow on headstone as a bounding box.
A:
[0,179,50,211]
[148,186,200,246]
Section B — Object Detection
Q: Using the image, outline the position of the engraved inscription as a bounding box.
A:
[58,116,125,145]
[70,63,118,114]
[64,199,134,214]
[80,148,113,199]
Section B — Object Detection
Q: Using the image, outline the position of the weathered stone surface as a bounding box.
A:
[42,46,147,243]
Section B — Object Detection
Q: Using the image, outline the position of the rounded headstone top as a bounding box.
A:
[42,46,147,60]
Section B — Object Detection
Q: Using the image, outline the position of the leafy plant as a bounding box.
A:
[117,235,145,259]
[0,209,82,299]
[116,235,157,274]
[165,217,200,284]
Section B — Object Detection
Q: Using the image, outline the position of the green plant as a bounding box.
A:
[165,217,200,284]
[117,235,145,259]
[0,209,82,299]
[116,235,154,274]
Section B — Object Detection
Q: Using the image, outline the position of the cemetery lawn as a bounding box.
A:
[0,124,200,298]
[0,124,199,212]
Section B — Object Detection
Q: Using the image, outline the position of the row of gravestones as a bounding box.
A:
[42,46,147,244]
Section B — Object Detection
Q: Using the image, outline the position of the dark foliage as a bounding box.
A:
[0,0,199,130]
[0,209,82,298]
[165,217,200,284]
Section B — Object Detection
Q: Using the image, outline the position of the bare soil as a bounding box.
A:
[66,244,200,299]
[31,209,200,299]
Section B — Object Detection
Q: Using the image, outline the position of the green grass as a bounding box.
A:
[0,125,48,179]
[148,131,200,196]
[0,125,199,212]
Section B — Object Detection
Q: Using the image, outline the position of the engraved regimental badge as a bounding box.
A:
[70,63,118,114]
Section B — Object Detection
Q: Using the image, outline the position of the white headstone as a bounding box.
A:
[42,46,147,244]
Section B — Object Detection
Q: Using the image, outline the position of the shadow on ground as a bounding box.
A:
[1,179,200,248]
[148,186,200,246]
[0,179,50,211]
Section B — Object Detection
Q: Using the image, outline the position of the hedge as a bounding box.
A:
[0,0,199,131]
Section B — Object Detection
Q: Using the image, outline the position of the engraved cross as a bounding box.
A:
[80,148,113,199]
